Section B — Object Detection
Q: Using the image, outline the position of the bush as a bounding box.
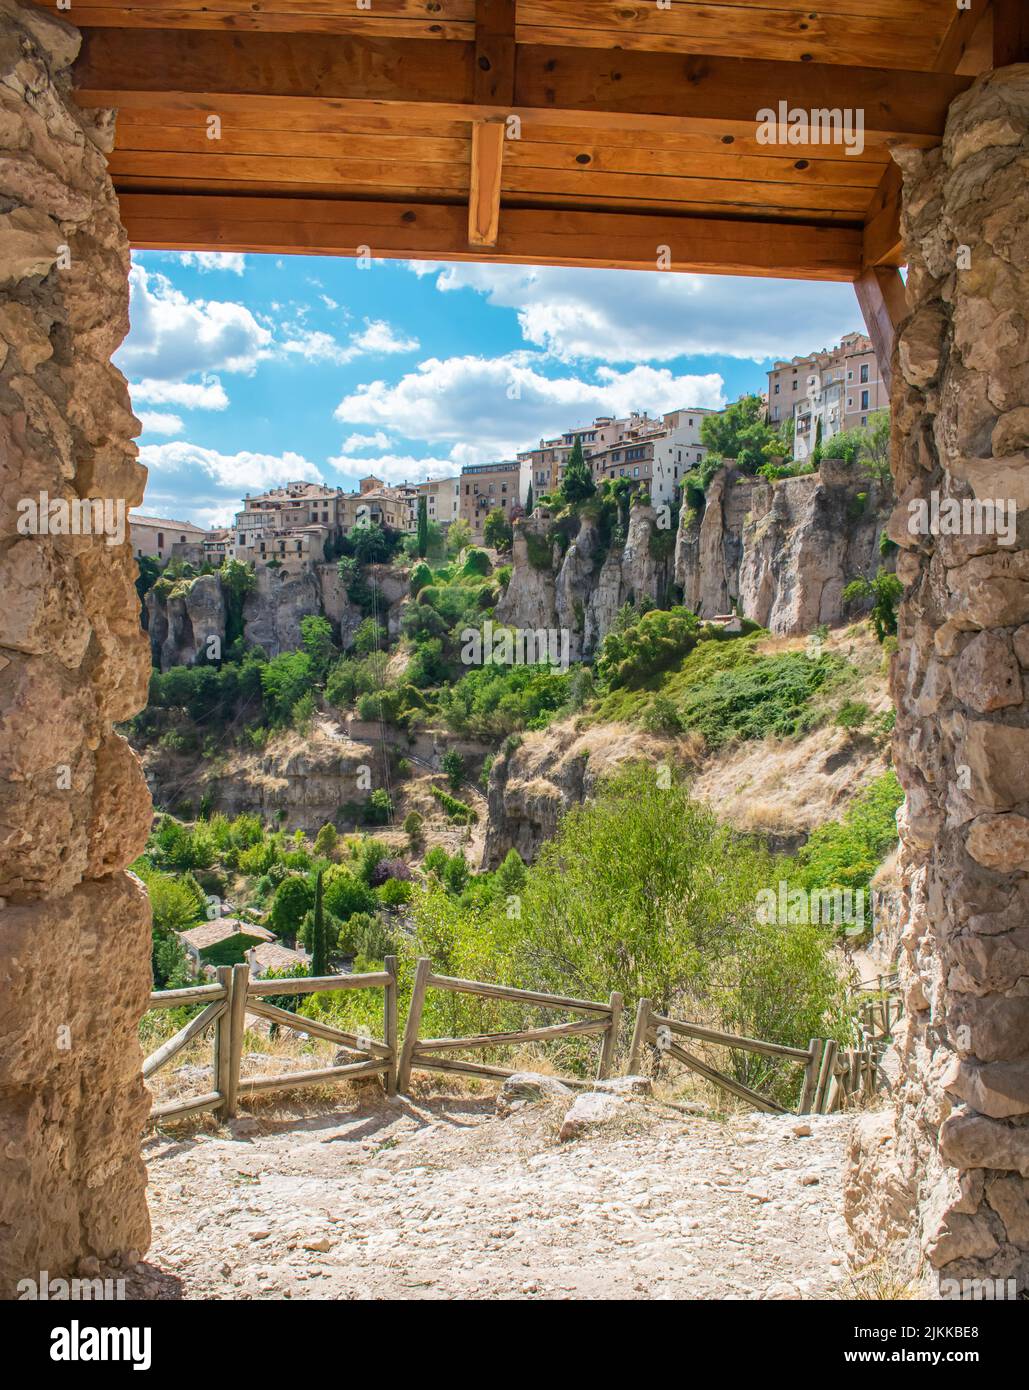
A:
[675,650,839,748]
[313,823,339,859]
[365,788,393,825]
[794,771,903,901]
[836,700,869,731]
[403,810,424,842]
[378,877,414,908]
[441,749,465,791]
[595,607,701,688]
[323,865,376,920]
[430,785,478,824]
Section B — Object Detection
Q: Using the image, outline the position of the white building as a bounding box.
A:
[649,408,719,508]
[793,370,845,462]
[130,514,208,562]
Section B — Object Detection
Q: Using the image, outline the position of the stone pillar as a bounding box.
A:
[846,67,1029,1293]
[0,1,153,1292]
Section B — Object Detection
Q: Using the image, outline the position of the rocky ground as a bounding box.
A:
[120,1084,860,1300]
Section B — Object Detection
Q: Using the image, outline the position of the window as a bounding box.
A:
[633,467,640,477]
[861,389,869,409]
[847,370,853,380]
[792,380,798,390]
[860,364,869,383]
[238,534,244,545]
[774,384,780,394]
[157,532,164,549]
[861,416,867,426]
[772,406,779,420]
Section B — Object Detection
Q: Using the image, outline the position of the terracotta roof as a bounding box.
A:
[178,918,275,950]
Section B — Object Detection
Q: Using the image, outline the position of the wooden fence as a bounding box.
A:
[627,1000,887,1115]
[145,959,886,1123]
[144,958,398,1124]
[397,957,622,1092]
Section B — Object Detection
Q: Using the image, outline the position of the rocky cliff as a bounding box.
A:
[145,562,376,668]
[497,463,890,654]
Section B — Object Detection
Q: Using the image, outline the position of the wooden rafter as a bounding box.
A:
[119,193,863,280]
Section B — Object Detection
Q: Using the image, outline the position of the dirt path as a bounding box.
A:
[131,1090,857,1300]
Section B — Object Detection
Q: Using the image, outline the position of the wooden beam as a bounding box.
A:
[992,0,1029,65]
[854,264,906,392]
[468,118,505,245]
[74,30,971,142]
[862,159,903,268]
[932,0,992,72]
[118,192,863,278]
[473,0,516,104]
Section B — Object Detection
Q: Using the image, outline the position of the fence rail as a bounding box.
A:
[627,999,886,1115]
[145,959,886,1123]
[397,957,622,1092]
[144,958,398,1123]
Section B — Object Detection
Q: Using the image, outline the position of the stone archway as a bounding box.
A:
[0,0,1026,1297]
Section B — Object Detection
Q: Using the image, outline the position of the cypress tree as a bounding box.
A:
[310,868,328,977]
[416,494,429,558]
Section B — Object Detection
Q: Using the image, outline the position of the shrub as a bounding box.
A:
[313,823,339,859]
[403,810,424,842]
[794,771,903,900]
[368,856,411,887]
[410,561,432,596]
[836,700,869,731]
[595,606,701,688]
[442,749,465,791]
[378,877,414,908]
[676,650,839,748]
[430,785,478,824]
[322,865,376,920]
[365,788,393,825]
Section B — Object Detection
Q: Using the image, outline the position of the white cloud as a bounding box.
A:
[129,375,230,411]
[138,442,322,527]
[340,430,392,452]
[349,319,419,356]
[136,410,183,436]
[177,251,247,275]
[281,329,355,365]
[334,352,725,460]
[117,263,273,381]
[417,263,863,365]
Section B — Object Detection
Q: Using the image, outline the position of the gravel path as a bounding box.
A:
[131,1089,857,1300]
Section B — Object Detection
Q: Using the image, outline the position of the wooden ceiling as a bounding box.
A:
[44,0,1012,280]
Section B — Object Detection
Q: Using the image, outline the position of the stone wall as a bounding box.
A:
[0,2,152,1292]
[846,66,1029,1292]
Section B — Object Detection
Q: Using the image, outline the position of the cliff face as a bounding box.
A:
[146,562,368,668]
[497,504,674,660]
[497,464,890,656]
[678,459,890,632]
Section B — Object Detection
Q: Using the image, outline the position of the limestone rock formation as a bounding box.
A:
[677,461,890,632]
[846,66,1029,1293]
[481,721,685,868]
[0,0,152,1291]
[497,472,888,658]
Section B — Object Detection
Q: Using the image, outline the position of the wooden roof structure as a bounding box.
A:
[42,0,1025,368]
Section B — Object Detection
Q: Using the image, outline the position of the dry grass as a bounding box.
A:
[837,1261,922,1300]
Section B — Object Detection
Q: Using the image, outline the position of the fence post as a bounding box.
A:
[223,962,250,1119]
[813,1038,838,1114]
[397,956,431,1094]
[628,997,652,1074]
[384,954,398,1096]
[598,991,623,1079]
[214,965,233,1116]
[798,1037,822,1114]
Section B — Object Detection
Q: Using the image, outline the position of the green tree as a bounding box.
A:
[300,615,337,678]
[313,823,339,859]
[446,518,473,556]
[861,410,892,485]
[269,874,314,942]
[699,395,779,474]
[441,749,465,791]
[323,865,376,920]
[349,522,393,565]
[559,437,596,504]
[525,482,534,516]
[416,494,429,558]
[354,617,386,654]
[309,869,329,976]
[495,847,526,897]
[483,507,513,551]
[843,567,903,642]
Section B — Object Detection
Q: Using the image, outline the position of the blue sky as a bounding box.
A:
[120,251,867,529]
